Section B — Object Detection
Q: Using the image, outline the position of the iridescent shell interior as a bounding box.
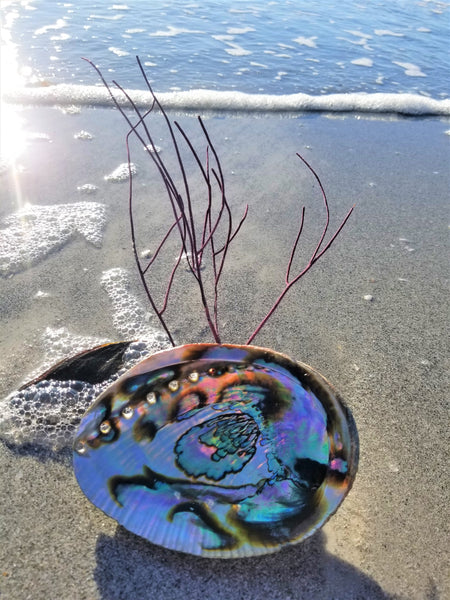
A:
[73,343,358,558]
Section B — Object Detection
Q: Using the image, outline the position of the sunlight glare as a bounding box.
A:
[0,4,30,167]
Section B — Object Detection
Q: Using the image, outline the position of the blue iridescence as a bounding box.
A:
[73,344,357,557]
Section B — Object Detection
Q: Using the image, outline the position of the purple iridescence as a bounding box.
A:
[73,344,357,557]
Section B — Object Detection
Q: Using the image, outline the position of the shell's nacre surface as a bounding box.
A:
[73,343,358,558]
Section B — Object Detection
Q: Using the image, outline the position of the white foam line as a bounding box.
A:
[4,85,450,115]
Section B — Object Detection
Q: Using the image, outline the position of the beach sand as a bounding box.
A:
[0,104,449,599]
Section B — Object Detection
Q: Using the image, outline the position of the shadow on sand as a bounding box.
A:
[94,527,400,600]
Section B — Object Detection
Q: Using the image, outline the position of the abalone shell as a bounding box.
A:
[73,343,358,557]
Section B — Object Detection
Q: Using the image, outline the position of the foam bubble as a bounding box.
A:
[50,32,71,41]
[100,267,171,349]
[104,162,137,182]
[108,47,130,57]
[0,339,156,452]
[149,26,204,37]
[144,144,161,154]
[374,30,404,37]
[0,265,172,451]
[100,267,171,346]
[225,44,252,57]
[74,130,93,140]
[89,13,124,21]
[227,27,255,35]
[352,58,374,67]
[1,379,99,451]
[0,202,107,277]
[0,326,108,450]
[213,35,252,57]
[34,19,66,36]
[76,183,98,194]
[293,36,318,48]
[393,61,426,78]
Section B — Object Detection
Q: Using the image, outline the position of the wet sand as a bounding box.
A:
[0,105,449,599]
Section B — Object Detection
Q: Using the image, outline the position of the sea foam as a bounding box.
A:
[4,85,450,116]
[0,202,107,277]
[0,267,170,452]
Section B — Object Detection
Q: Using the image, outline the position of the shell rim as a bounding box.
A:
[73,342,359,558]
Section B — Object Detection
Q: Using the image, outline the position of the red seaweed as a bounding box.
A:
[85,57,354,346]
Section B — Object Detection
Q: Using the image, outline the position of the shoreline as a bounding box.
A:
[4,85,450,116]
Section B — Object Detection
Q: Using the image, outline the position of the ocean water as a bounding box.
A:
[1,0,449,110]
